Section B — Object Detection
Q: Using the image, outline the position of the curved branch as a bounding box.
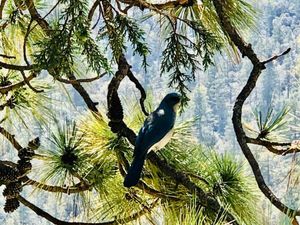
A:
[212,0,300,218]
[21,176,90,194]
[56,72,107,84]
[88,0,100,25]
[25,0,49,32]
[18,195,158,225]
[0,0,6,19]
[0,72,37,94]
[0,61,34,71]
[127,70,149,116]
[20,71,43,93]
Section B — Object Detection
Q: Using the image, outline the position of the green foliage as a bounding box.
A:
[206,152,262,225]
[189,0,257,59]
[34,0,109,78]
[0,71,52,127]
[247,105,290,141]
[99,14,150,70]
[162,200,227,225]
[161,20,222,106]
[36,121,84,186]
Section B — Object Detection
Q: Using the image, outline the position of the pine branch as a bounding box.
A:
[0,61,33,71]
[0,126,23,151]
[21,176,90,194]
[212,0,299,219]
[127,70,149,116]
[0,73,37,94]
[0,54,15,59]
[25,1,100,113]
[246,137,300,156]
[56,72,107,84]
[117,0,195,10]
[18,195,158,225]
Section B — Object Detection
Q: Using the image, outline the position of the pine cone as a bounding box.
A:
[17,160,32,175]
[18,148,35,160]
[28,137,40,150]
[0,164,18,184]
[4,198,20,213]
[3,181,22,198]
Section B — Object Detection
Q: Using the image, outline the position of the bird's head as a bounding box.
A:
[160,92,181,112]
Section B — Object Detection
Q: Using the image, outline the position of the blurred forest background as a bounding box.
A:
[0,0,300,224]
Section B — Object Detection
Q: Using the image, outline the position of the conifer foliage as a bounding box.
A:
[0,0,297,224]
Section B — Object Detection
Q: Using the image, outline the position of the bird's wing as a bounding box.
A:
[134,110,174,156]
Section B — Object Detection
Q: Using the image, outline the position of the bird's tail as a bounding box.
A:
[123,152,147,187]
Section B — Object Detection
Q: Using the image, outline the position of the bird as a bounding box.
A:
[123,92,181,187]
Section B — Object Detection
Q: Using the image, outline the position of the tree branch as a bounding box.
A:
[24,0,100,113]
[0,126,23,151]
[246,137,300,155]
[212,0,300,218]
[21,176,90,194]
[0,61,34,71]
[25,0,49,33]
[56,72,107,84]
[18,195,158,225]
[0,54,15,59]
[117,0,195,10]
[88,0,100,25]
[127,70,149,116]
[20,71,43,93]
[0,0,6,19]
[0,72,37,94]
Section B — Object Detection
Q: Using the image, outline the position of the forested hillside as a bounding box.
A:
[0,0,299,224]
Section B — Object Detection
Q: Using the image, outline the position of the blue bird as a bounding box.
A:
[124,93,181,187]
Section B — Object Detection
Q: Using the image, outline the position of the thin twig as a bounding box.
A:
[56,72,107,84]
[22,176,90,194]
[0,73,37,94]
[127,70,149,116]
[20,71,43,93]
[0,54,16,59]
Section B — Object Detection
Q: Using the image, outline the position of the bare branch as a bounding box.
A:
[212,0,299,218]
[23,19,33,66]
[262,48,291,65]
[246,137,300,155]
[21,176,90,194]
[127,70,149,116]
[88,0,100,25]
[18,195,158,225]
[25,0,50,33]
[0,61,34,71]
[0,126,23,151]
[56,72,107,84]
[0,54,16,59]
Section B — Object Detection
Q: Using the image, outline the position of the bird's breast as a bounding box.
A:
[150,128,174,152]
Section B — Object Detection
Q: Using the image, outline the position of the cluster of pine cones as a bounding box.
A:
[1,138,39,213]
